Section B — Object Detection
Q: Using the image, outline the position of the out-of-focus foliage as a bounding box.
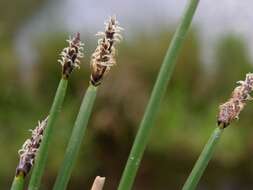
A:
[1,27,253,190]
[0,0,48,41]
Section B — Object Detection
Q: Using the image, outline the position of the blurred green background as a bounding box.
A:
[1,0,253,189]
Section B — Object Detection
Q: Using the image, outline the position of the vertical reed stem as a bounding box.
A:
[117,0,200,189]
[182,127,223,190]
[53,85,97,190]
[28,78,68,190]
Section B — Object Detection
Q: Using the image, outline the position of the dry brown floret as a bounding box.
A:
[90,16,123,86]
[58,32,84,79]
[16,117,48,176]
[218,73,253,128]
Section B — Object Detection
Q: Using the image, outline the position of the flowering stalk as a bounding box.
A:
[182,73,253,190]
[10,117,48,190]
[28,33,84,190]
[53,16,122,190]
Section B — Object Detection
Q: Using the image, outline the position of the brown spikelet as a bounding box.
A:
[16,117,48,176]
[58,32,84,79]
[90,16,123,86]
[218,73,253,128]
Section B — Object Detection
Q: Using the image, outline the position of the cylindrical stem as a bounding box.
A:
[53,85,97,190]
[28,78,68,190]
[117,0,200,189]
[182,127,223,190]
[10,173,25,190]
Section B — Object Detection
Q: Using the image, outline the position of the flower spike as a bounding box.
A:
[16,117,48,176]
[58,32,84,79]
[218,73,253,128]
[90,16,123,86]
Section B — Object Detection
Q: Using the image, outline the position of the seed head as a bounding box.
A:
[90,16,123,86]
[16,117,48,176]
[58,32,84,79]
[218,73,253,128]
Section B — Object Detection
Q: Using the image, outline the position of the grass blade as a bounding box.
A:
[28,78,68,190]
[117,0,200,189]
[53,85,97,190]
[182,127,223,190]
[10,173,25,190]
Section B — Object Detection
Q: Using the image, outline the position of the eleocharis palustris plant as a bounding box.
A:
[53,16,123,190]
[117,0,200,190]
[182,73,253,190]
[28,33,84,190]
[11,117,48,190]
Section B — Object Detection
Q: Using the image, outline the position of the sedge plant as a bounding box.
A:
[182,73,253,190]
[53,16,123,190]
[117,0,200,189]
[28,33,84,190]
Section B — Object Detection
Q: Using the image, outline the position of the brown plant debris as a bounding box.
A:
[58,32,84,79]
[90,16,123,86]
[16,117,48,176]
[218,73,253,128]
[90,176,106,190]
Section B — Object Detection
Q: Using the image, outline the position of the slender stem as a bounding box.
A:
[10,173,25,190]
[182,127,224,190]
[117,0,200,189]
[53,85,97,190]
[28,78,68,190]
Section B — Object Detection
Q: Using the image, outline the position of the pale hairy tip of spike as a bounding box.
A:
[217,73,253,128]
[90,16,123,86]
[58,32,84,79]
[90,176,106,190]
[16,116,49,176]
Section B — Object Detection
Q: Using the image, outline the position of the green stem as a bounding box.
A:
[28,78,68,190]
[182,127,224,190]
[117,0,200,189]
[10,173,25,190]
[53,85,97,190]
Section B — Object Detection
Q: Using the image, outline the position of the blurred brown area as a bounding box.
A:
[1,1,253,190]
